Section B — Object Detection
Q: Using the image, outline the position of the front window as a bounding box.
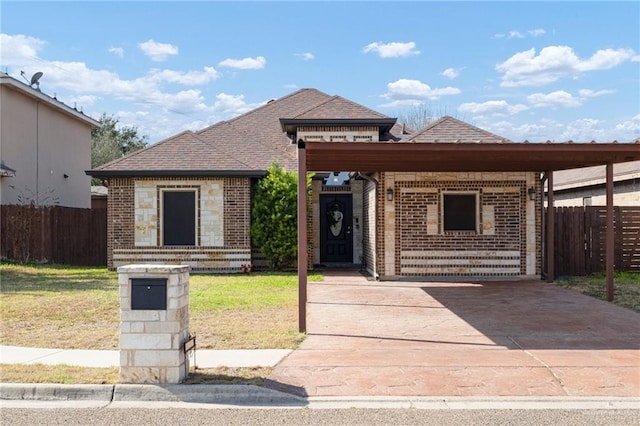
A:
[162,190,196,246]
[443,192,478,232]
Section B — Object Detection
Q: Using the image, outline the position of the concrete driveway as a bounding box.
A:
[268,270,640,397]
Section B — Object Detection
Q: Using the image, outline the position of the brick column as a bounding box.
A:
[118,264,190,384]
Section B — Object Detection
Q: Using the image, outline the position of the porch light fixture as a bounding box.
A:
[386,187,394,201]
[528,186,536,201]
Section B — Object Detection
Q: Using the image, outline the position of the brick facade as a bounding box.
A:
[107,176,251,272]
[373,172,541,279]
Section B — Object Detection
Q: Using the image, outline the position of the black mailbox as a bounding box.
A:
[131,278,167,310]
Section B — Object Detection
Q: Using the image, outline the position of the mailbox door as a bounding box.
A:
[131,278,167,310]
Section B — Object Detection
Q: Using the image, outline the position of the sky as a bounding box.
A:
[1,1,639,144]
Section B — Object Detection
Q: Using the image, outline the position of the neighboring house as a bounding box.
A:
[0,72,100,208]
[549,161,640,207]
[87,88,640,280]
[88,88,546,279]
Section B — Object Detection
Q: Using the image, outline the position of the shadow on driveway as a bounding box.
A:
[267,272,640,397]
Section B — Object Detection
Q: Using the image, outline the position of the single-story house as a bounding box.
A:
[549,160,639,207]
[88,88,640,282]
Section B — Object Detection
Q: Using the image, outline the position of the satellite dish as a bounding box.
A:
[30,72,43,91]
[30,72,43,87]
[19,70,43,90]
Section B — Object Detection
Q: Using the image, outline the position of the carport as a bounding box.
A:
[296,139,640,332]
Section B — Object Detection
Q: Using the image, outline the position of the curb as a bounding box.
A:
[1,383,304,406]
[113,384,305,405]
[2,384,640,409]
[0,383,115,401]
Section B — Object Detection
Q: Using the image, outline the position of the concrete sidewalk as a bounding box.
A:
[0,345,291,368]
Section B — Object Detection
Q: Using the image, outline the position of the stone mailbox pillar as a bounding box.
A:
[118,264,190,384]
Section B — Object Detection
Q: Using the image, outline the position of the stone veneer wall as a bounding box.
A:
[118,264,190,384]
[362,179,377,277]
[377,172,541,279]
[107,177,251,272]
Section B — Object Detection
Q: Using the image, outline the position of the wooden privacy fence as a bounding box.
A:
[552,206,640,276]
[1,205,107,266]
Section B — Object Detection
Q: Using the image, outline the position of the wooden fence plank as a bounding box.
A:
[552,206,640,275]
[1,205,106,266]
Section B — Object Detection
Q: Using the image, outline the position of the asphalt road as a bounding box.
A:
[2,407,638,426]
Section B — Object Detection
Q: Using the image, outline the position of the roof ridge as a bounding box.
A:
[290,92,336,119]
[189,127,266,170]
[407,115,512,143]
[197,88,330,134]
[331,94,390,118]
[93,129,196,171]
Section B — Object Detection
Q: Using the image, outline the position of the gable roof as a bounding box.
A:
[293,95,388,120]
[404,116,512,143]
[88,88,400,177]
[93,130,257,176]
[89,89,335,176]
[553,160,640,191]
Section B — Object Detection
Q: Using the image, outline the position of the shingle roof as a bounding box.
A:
[553,160,640,191]
[89,88,403,176]
[292,95,388,120]
[90,89,335,175]
[94,130,253,173]
[403,116,513,143]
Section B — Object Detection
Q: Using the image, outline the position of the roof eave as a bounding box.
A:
[279,118,398,137]
[0,75,101,128]
[85,169,267,178]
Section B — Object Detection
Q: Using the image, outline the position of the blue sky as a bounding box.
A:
[2,1,639,144]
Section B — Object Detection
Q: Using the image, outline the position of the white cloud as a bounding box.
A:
[614,114,640,138]
[575,48,636,72]
[458,100,528,116]
[526,89,615,109]
[295,52,314,61]
[527,90,581,108]
[508,30,524,39]
[578,89,614,98]
[138,39,178,62]
[496,45,637,87]
[218,56,266,70]
[379,79,460,107]
[441,67,461,79]
[0,34,45,64]
[146,67,220,85]
[494,29,545,39]
[108,47,124,58]
[363,41,420,58]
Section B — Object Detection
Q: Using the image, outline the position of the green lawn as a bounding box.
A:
[556,271,640,312]
[0,261,320,350]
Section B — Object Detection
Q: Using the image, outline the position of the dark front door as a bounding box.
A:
[320,194,353,263]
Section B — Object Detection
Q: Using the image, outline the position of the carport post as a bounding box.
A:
[546,170,554,283]
[606,162,614,301]
[297,140,307,333]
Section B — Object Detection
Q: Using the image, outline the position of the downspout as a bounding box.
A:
[355,172,379,280]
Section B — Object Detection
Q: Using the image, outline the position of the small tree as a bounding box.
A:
[251,162,311,271]
[91,114,148,185]
[395,103,456,132]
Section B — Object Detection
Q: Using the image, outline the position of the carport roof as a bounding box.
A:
[303,140,640,172]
